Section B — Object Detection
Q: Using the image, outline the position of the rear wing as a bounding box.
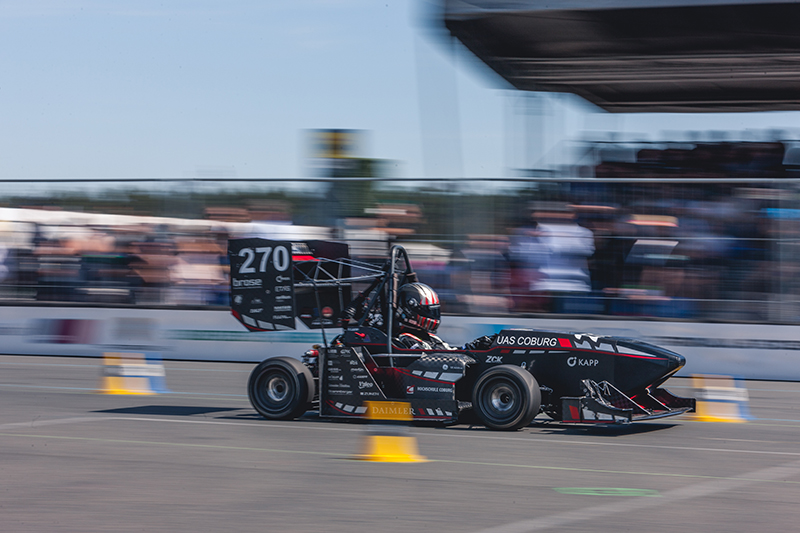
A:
[228,239,417,338]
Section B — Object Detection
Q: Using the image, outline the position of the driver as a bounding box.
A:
[394,282,455,351]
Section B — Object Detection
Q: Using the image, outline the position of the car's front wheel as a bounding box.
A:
[248,357,314,420]
[472,365,541,431]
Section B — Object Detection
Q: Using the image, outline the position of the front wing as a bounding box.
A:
[560,379,696,424]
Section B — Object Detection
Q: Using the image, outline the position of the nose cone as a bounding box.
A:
[614,340,687,393]
[668,351,686,373]
[644,344,686,388]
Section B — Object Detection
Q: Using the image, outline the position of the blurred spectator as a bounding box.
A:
[509,207,595,312]
[448,235,513,315]
[169,235,227,306]
[34,237,81,302]
[127,237,176,305]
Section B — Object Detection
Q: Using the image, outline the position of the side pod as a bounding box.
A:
[560,379,696,424]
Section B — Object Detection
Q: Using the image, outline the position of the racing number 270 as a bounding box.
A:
[237,246,290,274]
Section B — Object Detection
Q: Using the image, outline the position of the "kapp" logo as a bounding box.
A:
[567,357,599,368]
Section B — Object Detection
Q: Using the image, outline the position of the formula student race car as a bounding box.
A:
[229,239,695,430]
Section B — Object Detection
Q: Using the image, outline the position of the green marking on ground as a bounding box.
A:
[554,487,661,497]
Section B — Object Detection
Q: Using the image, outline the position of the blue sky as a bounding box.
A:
[0,0,508,179]
[2,0,800,180]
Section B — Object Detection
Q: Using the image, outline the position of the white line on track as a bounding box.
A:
[5,414,800,459]
[0,417,107,430]
[413,426,800,458]
[5,416,800,498]
[699,436,783,444]
[472,457,800,533]
[0,415,366,433]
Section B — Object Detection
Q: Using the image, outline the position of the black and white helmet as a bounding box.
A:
[396,282,441,333]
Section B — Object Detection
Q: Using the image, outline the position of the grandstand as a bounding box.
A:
[443,0,800,112]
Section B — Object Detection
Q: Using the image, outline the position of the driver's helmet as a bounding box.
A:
[396,282,441,333]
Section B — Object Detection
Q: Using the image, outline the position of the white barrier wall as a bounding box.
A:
[0,306,797,381]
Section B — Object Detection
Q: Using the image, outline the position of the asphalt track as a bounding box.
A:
[2,355,800,532]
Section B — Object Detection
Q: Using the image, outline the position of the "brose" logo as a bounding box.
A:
[232,278,262,288]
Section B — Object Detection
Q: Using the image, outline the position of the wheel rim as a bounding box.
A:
[490,385,516,413]
[255,368,296,414]
[266,375,290,403]
[480,378,521,423]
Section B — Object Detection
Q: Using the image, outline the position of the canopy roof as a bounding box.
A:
[444,0,800,112]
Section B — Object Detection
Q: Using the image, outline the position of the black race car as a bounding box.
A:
[229,239,695,431]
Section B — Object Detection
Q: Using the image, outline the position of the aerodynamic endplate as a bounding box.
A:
[560,379,696,424]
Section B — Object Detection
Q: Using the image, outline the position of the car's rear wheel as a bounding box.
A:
[472,365,541,431]
[248,357,314,420]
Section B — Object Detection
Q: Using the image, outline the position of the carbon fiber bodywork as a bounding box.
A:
[319,345,475,423]
[341,327,695,425]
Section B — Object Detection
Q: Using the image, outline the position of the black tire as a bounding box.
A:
[472,365,541,431]
[248,357,314,420]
